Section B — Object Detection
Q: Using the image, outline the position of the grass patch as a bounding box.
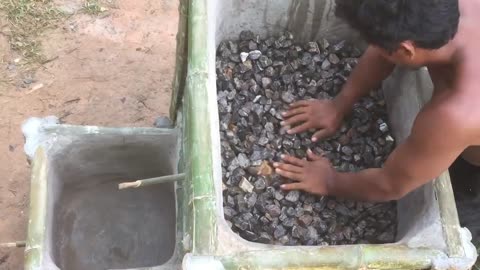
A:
[0,0,64,65]
[82,0,108,15]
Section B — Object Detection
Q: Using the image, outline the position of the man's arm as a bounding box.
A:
[281,46,396,140]
[276,103,467,202]
[331,105,466,201]
[333,46,396,115]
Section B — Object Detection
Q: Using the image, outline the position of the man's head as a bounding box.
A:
[336,0,459,67]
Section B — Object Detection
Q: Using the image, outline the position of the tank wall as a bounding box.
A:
[382,67,447,250]
[210,0,447,251]
[215,0,360,45]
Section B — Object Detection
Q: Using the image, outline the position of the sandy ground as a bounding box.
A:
[0,0,178,268]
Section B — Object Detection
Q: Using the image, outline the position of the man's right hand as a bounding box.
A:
[280,46,395,142]
[281,99,344,142]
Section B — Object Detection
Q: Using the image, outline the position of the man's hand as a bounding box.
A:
[281,99,344,142]
[273,149,335,195]
[280,47,396,142]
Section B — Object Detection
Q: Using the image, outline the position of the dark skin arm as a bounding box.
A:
[275,103,467,202]
[281,46,395,141]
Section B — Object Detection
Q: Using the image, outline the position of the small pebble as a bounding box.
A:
[239,177,254,193]
[285,191,300,203]
[249,50,262,60]
[240,52,249,62]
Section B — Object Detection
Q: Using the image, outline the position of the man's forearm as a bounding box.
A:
[333,46,395,116]
[327,168,401,202]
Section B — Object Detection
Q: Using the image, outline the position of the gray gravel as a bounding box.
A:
[217,30,397,246]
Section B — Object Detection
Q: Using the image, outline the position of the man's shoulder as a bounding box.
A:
[429,90,480,143]
[421,94,473,133]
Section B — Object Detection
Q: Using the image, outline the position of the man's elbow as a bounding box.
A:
[373,185,404,201]
[385,186,409,201]
[378,173,412,201]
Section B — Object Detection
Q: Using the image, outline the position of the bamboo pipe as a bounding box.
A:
[118,173,185,190]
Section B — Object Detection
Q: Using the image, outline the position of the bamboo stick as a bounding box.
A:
[169,0,189,121]
[0,241,26,248]
[184,0,219,255]
[118,173,185,190]
[216,245,439,270]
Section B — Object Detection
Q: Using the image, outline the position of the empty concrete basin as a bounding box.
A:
[24,124,180,270]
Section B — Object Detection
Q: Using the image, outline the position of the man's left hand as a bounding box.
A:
[273,149,335,195]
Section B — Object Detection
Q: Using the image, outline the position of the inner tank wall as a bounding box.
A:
[215,0,359,45]
[382,67,446,250]
[46,134,178,269]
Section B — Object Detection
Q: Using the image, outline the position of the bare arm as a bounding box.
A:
[328,105,466,201]
[276,101,468,202]
[334,46,396,115]
[281,46,396,140]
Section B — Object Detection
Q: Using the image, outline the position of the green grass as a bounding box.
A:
[0,0,111,65]
[0,0,64,64]
[82,0,108,15]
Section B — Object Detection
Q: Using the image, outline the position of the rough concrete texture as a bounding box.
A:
[48,134,177,270]
[0,0,179,268]
[54,182,175,270]
[21,122,180,269]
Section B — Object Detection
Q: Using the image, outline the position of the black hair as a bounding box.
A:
[335,0,460,52]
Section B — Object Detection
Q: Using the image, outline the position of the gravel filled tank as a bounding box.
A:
[176,0,477,269]
[217,31,397,245]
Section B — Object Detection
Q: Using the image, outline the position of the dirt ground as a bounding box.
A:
[0,0,179,268]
